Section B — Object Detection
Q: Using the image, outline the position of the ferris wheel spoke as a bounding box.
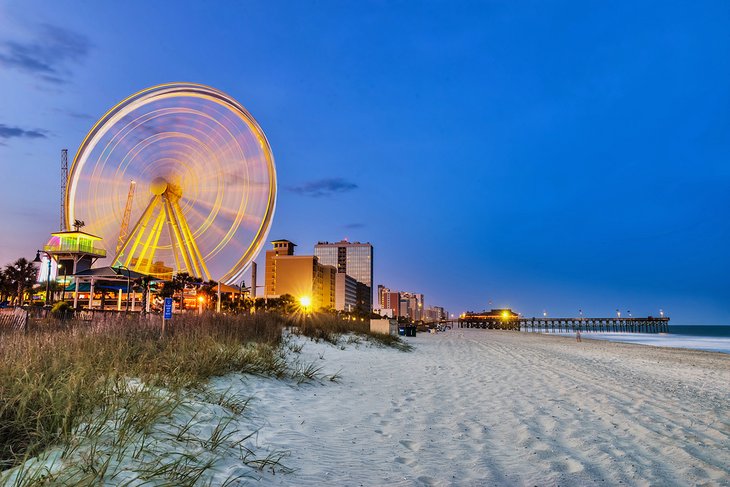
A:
[171,198,211,281]
[135,209,166,274]
[114,195,161,267]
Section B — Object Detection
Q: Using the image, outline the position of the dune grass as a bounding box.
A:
[295,313,413,351]
[0,313,290,473]
[0,311,410,484]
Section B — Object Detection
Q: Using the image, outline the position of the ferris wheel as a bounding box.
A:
[66,82,277,284]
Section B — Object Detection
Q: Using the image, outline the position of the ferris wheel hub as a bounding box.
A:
[150,177,168,196]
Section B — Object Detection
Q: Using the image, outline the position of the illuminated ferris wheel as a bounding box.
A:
[66,82,277,284]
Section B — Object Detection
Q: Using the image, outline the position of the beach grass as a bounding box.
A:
[295,313,413,351]
[0,311,410,482]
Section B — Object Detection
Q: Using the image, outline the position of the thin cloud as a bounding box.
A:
[53,108,93,120]
[287,178,358,197]
[0,123,47,139]
[0,23,91,84]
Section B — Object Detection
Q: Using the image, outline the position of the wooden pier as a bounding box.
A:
[457,311,669,333]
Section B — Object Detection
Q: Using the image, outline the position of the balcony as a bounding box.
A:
[44,242,107,258]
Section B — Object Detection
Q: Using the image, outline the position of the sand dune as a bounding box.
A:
[239,330,730,486]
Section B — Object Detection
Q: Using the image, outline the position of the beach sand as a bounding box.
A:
[242,329,730,486]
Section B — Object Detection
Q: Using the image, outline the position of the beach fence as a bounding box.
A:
[0,308,29,332]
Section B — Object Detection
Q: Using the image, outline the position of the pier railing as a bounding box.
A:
[457,316,669,333]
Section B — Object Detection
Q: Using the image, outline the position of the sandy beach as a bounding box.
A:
[240,329,730,486]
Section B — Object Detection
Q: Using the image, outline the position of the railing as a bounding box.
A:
[44,242,106,257]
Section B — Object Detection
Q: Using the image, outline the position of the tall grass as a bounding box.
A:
[0,313,289,472]
[0,311,409,483]
[295,313,412,351]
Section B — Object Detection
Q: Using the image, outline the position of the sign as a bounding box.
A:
[163,297,173,320]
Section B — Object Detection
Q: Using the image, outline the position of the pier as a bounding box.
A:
[456,310,669,333]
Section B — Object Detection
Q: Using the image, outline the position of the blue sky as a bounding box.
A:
[0,1,728,323]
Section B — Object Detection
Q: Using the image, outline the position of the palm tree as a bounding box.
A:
[133,275,153,314]
[4,258,39,306]
[165,272,201,311]
[0,269,13,304]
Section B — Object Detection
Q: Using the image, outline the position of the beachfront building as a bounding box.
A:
[424,305,447,322]
[264,240,336,310]
[314,240,373,311]
[335,272,358,312]
[395,291,424,321]
[378,285,401,317]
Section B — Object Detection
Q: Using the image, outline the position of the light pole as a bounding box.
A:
[33,250,52,307]
[118,266,131,311]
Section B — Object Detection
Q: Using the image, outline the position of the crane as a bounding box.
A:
[116,180,137,254]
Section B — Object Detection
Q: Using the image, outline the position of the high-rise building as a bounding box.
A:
[335,273,358,312]
[264,240,335,310]
[378,285,401,317]
[315,240,373,310]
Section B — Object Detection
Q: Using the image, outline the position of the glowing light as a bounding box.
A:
[501,310,509,319]
[299,296,311,308]
[197,296,205,303]
[67,83,277,285]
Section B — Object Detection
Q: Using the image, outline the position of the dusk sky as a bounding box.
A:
[0,1,728,324]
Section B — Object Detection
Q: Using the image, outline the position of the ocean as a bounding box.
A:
[526,325,730,354]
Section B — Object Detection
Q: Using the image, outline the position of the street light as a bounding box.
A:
[33,250,52,307]
[660,309,664,318]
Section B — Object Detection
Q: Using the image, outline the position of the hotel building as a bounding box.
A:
[264,240,336,310]
[314,240,373,311]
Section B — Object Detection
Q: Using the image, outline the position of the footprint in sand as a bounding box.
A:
[566,459,584,474]
[399,439,417,451]
[394,456,416,466]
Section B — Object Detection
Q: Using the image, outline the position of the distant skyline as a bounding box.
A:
[0,2,728,324]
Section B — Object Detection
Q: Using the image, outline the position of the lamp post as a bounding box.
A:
[33,250,52,307]
[118,266,131,311]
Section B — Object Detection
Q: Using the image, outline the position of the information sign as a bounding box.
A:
[163,297,173,320]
